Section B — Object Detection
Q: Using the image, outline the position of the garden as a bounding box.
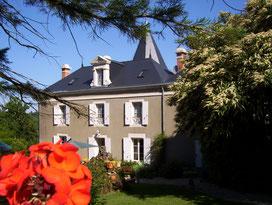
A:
[0,140,251,205]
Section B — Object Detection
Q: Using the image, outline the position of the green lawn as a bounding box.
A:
[100,184,249,205]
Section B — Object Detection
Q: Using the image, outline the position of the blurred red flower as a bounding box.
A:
[0,141,92,205]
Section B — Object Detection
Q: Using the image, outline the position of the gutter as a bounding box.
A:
[161,86,165,134]
[50,83,172,97]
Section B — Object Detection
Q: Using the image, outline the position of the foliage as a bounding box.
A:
[0,97,38,151]
[102,184,249,205]
[170,0,272,189]
[0,142,92,205]
[86,157,112,205]
[149,133,166,169]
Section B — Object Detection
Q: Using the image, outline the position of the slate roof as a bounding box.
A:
[47,34,176,94]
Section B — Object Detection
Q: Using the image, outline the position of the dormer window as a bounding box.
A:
[90,55,112,87]
[97,69,103,86]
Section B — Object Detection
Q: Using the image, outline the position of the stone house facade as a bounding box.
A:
[39,34,198,165]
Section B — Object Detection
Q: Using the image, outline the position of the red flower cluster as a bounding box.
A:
[0,142,92,205]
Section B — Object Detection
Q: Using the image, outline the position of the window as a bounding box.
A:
[97,69,103,86]
[53,104,70,126]
[52,134,71,144]
[96,138,105,153]
[59,105,66,124]
[59,135,68,143]
[89,102,110,126]
[89,135,111,159]
[96,104,104,125]
[125,100,148,126]
[132,138,144,161]
[132,102,142,125]
[123,134,151,163]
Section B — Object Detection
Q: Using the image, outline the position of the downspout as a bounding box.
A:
[161,86,165,134]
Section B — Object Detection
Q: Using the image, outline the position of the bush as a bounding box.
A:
[149,133,166,169]
[158,161,184,179]
[86,157,112,205]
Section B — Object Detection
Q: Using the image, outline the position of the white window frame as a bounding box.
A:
[89,101,110,126]
[125,99,148,127]
[53,104,70,126]
[88,134,111,159]
[132,138,144,162]
[123,133,151,164]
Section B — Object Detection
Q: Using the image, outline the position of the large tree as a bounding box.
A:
[170,0,272,190]
[0,0,206,110]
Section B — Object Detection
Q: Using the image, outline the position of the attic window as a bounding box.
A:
[68,79,75,85]
[137,69,146,78]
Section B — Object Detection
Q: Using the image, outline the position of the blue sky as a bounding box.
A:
[1,0,247,88]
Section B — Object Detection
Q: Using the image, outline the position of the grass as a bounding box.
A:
[0,197,8,205]
[100,184,250,205]
[0,184,250,205]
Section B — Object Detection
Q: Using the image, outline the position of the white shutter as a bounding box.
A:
[142,101,149,125]
[125,102,132,125]
[53,105,61,125]
[92,70,98,86]
[89,104,96,125]
[123,137,132,161]
[88,136,99,159]
[144,137,151,164]
[195,140,203,168]
[65,106,70,125]
[53,135,60,144]
[104,103,110,125]
[105,137,111,153]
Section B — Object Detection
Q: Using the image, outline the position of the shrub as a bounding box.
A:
[158,161,184,179]
[149,133,166,169]
[86,157,112,205]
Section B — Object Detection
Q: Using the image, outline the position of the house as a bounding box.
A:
[39,33,197,165]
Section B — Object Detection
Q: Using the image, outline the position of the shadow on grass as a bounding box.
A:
[0,197,8,205]
[122,183,249,205]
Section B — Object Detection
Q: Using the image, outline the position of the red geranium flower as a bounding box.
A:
[0,142,92,205]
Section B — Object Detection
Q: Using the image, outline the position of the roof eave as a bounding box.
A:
[50,83,172,97]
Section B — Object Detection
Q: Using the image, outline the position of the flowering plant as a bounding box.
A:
[0,142,92,205]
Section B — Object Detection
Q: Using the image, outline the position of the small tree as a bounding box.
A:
[0,97,38,151]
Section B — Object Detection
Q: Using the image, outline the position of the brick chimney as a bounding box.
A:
[176,47,187,72]
[62,64,70,79]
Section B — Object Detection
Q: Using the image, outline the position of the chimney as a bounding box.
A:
[176,47,187,72]
[62,64,70,79]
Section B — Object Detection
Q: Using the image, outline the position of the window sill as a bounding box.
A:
[53,124,69,127]
[127,124,147,127]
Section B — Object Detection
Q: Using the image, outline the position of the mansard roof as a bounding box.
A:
[47,33,175,94]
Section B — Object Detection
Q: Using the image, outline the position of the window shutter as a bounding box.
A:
[88,136,99,159]
[104,103,110,125]
[123,137,132,161]
[65,106,70,125]
[105,137,111,153]
[142,101,148,125]
[92,70,97,86]
[53,105,61,125]
[53,135,60,144]
[144,137,151,164]
[125,102,132,125]
[89,104,96,125]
